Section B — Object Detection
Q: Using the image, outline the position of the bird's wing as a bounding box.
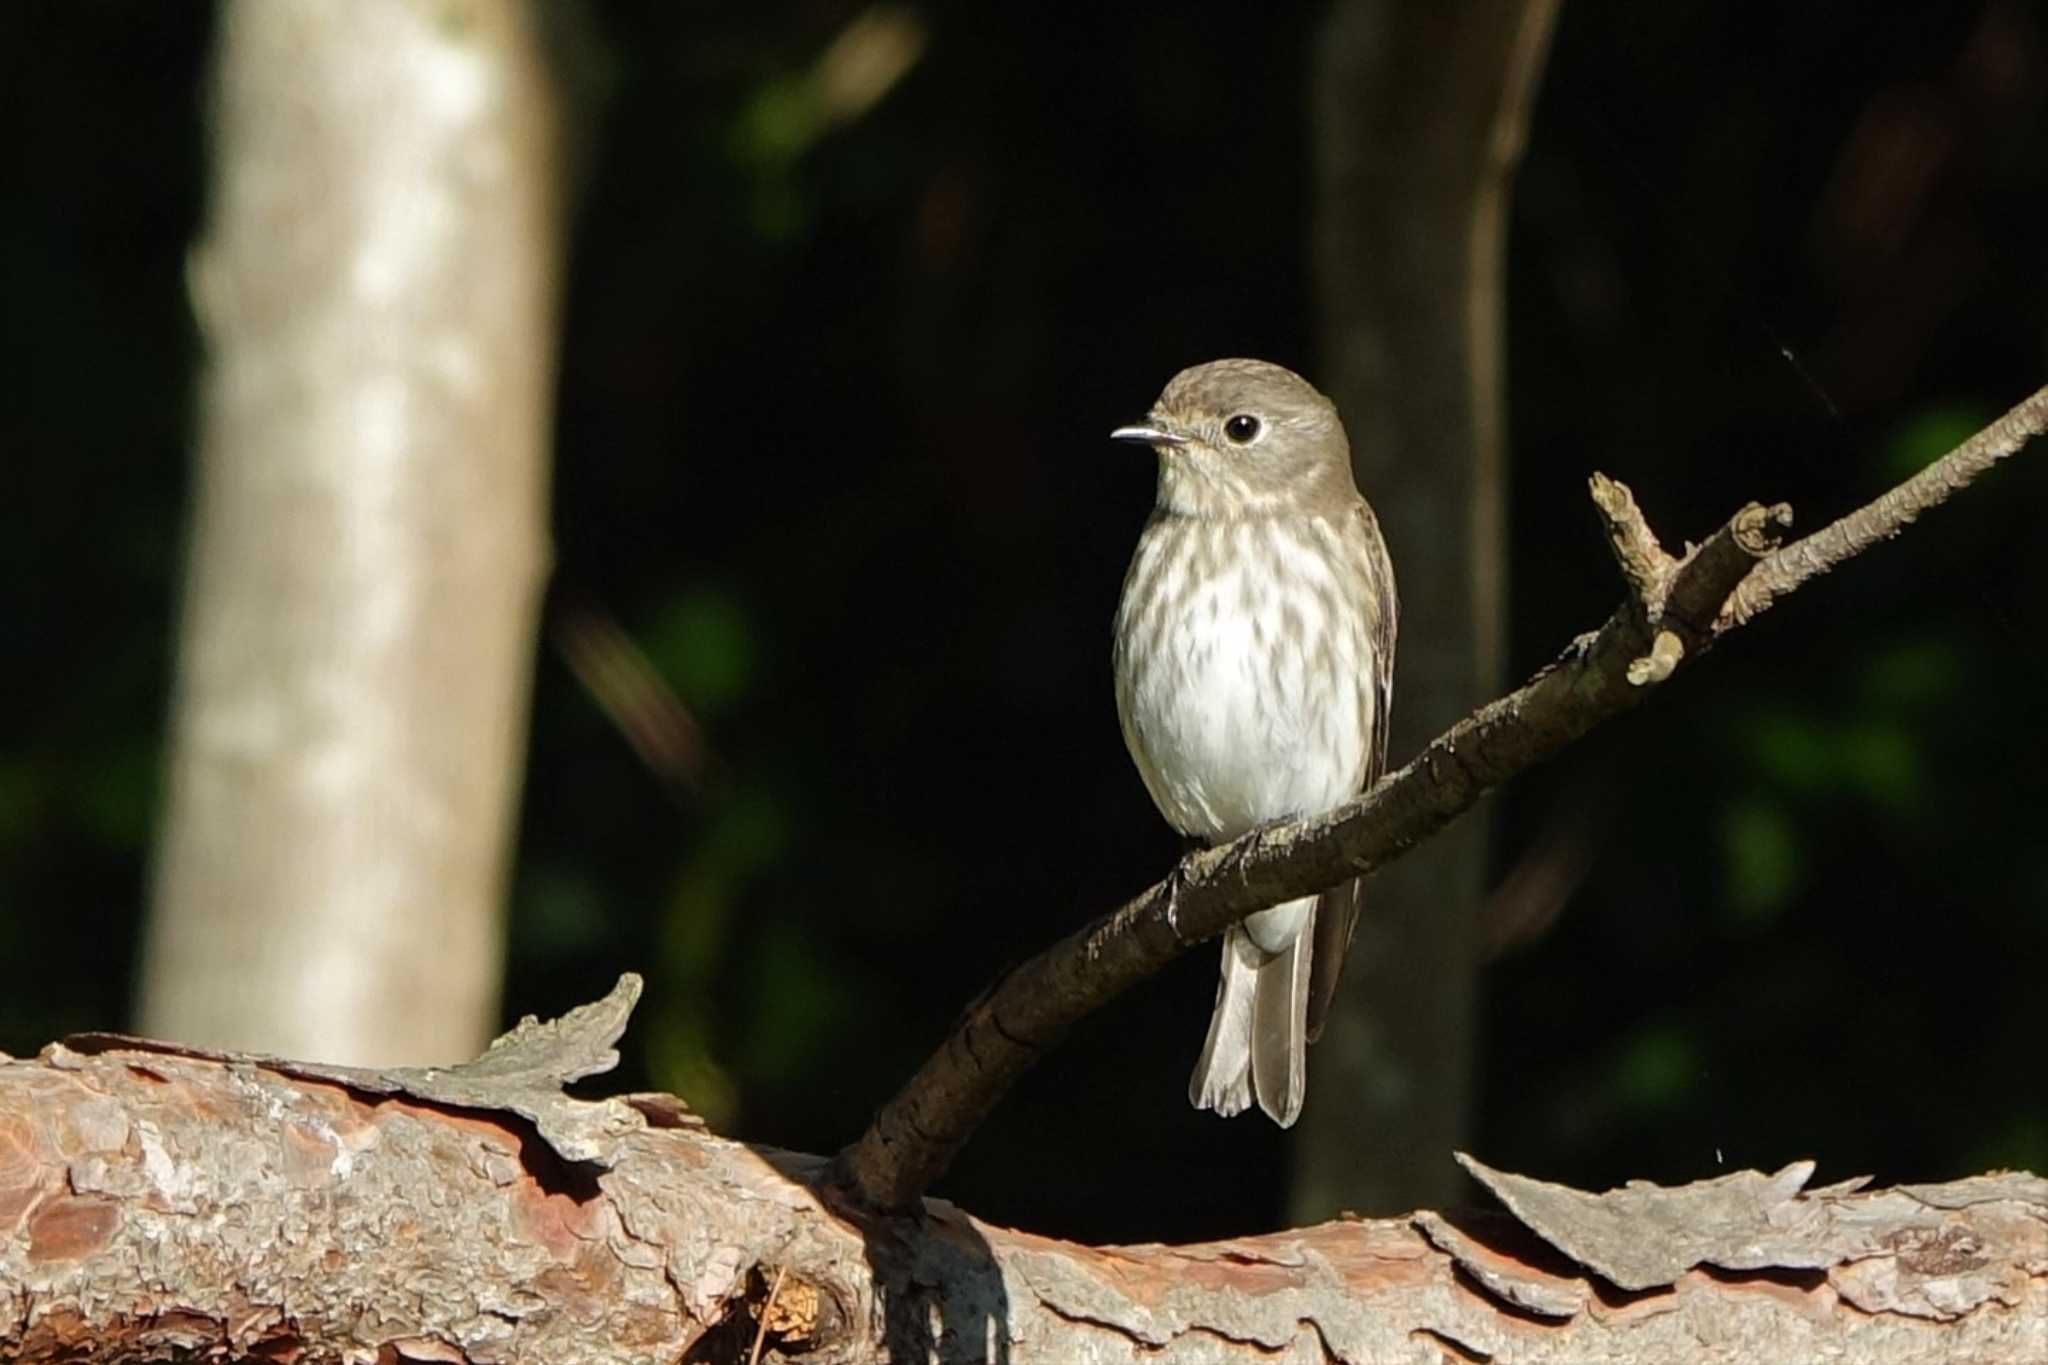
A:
[1356,499,1398,783]
[1305,500,1399,1043]
[1305,878,1357,1044]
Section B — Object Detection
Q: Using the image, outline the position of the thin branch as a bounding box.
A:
[1720,385,2048,628]
[1673,501,1796,630]
[749,1264,788,1365]
[829,385,2048,1213]
[1588,470,1673,611]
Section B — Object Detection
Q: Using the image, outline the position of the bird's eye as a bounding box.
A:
[1223,414,1262,445]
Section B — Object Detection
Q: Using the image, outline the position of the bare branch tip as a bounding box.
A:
[1586,471,1639,525]
[1588,472,1674,610]
[1731,501,1795,556]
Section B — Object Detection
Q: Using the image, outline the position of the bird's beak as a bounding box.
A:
[1110,423,1187,448]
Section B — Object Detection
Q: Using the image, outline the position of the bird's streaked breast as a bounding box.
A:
[1112,514,1375,843]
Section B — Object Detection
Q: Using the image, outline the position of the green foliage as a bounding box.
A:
[642,587,760,717]
[1736,632,1967,822]
[1720,797,1801,926]
[738,919,860,1085]
[648,785,788,1128]
[1610,1023,1702,1116]
[1859,636,1964,709]
[733,74,826,173]
[1883,406,1994,481]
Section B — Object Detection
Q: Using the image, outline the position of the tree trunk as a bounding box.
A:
[9,987,2040,1364]
[1302,0,1559,1218]
[138,0,563,1064]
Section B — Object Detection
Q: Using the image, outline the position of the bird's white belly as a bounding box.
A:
[1116,523,1369,844]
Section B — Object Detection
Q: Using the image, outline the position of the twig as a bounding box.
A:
[827,385,2048,1213]
[1720,386,2048,628]
[749,1264,788,1365]
[1671,501,1796,630]
[1588,471,1673,611]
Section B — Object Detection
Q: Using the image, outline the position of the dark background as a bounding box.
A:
[5,1,2045,1244]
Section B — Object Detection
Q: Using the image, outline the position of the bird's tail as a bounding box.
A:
[1190,895,1317,1127]
[1188,926,1261,1118]
[1250,915,1311,1128]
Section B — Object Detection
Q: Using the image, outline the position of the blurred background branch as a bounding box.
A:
[550,586,720,806]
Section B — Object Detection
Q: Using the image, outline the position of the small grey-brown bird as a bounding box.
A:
[1110,358,1397,1127]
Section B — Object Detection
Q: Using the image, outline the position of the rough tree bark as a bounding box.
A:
[3,980,2041,1363]
[139,0,564,1064]
[1304,0,1561,1219]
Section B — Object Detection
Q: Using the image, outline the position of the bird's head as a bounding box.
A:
[1111,358,1358,519]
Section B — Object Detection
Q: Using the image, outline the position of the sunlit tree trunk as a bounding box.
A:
[1301,0,1559,1216]
[139,0,564,1064]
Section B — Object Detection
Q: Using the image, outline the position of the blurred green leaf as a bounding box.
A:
[1882,405,1992,481]
[1746,710,1835,794]
[649,783,791,1124]
[661,787,786,973]
[647,1006,739,1130]
[1610,1024,1699,1114]
[740,920,858,1084]
[1835,721,1919,815]
[1859,636,1963,711]
[1741,710,1922,815]
[643,586,760,716]
[732,74,826,170]
[728,74,823,242]
[1722,797,1800,926]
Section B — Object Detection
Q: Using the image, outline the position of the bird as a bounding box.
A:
[1110,358,1396,1127]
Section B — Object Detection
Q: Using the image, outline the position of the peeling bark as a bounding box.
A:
[2,984,2042,1363]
